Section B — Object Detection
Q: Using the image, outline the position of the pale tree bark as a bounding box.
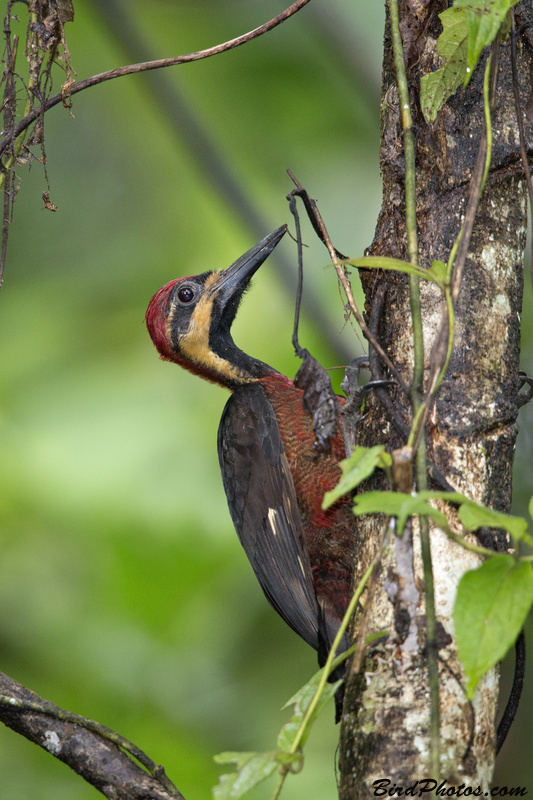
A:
[339,2,530,796]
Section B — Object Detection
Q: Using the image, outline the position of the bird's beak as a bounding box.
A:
[215,226,287,298]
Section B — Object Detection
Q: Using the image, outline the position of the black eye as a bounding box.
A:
[177,285,195,304]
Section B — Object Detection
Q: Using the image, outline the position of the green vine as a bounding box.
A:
[213,561,380,800]
[389,0,441,776]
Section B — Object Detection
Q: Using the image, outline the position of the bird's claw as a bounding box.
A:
[341,355,395,412]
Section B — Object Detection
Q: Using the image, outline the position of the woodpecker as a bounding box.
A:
[145,226,355,686]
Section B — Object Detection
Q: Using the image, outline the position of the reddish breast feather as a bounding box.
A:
[258,372,349,525]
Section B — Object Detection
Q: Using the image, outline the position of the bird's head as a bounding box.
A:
[145,225,287,387]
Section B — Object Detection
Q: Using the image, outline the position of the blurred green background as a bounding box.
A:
[0,1,531,798]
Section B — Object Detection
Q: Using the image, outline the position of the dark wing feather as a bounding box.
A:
[218,383,320,650]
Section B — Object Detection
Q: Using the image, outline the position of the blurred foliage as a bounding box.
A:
[0,1,531,798]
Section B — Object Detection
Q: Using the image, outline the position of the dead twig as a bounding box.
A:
[0,0,312,158]
[286,169,409,397]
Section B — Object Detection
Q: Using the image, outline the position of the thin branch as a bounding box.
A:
[286,169,410,396]
[0,0,312,158]
[0,672,184,800]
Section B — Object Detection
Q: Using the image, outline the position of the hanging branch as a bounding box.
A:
[0,0,313,295]
[0,0,312,159]
[286,169,409,397]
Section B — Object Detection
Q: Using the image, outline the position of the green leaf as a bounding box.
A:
[345,256,439,284]
[454,0,520,83]
[420,8,469,122]
[276,721,301,755]
[454,555,533,697]
[429,259,448,284]
[344,487,533,550]
[322,446,392,510]
[427,491,533,549]
[351,491,449,534]
[458,501,530,543]
[279,671,342,750]
[212,668,342,798]
[213,752,277,800]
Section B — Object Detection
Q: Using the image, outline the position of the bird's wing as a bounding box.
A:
[218,383,320,650]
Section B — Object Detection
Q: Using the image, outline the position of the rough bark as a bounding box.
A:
[0,673,184,800]
[338,3,530,796]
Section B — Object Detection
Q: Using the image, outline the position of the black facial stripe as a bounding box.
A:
[168,272,212,343]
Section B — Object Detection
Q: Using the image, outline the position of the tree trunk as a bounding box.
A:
[339,3,530,795]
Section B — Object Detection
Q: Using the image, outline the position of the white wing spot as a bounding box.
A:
[268,507,278,534]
